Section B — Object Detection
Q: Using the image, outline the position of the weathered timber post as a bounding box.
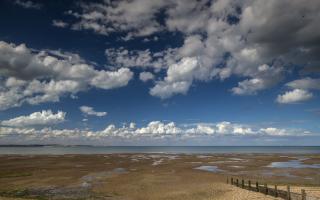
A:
[301,189,306,200]
[275,185,278,197]
[241,179,244,188]
[287,185,291,200]
[236,179,239,187]
[248,180,251,189]
[265,183,268,195]
[231,177,234,185]
[256,182,259,192]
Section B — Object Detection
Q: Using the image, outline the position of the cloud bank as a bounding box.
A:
[0,118,314,145]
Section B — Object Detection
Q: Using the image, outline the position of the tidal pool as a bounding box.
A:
[194,165,223,172]
[268,159,320,169]
[261,171,297,178]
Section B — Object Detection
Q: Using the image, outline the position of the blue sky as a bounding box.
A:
[0,0,319,145]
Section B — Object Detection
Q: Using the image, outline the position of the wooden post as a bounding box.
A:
[248,180,251,189]
[231,177,233,185]
[275,185,278,197]
[265,183,268,195]
[256,182,259,192]
[241,179,244,188]
[287,185,291,200]
[236,179,239,187]
[301,189,306,200]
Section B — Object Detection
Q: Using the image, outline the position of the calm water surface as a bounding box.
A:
[194,165,223,172]
[0,146,320,154]
[268,158,320,169]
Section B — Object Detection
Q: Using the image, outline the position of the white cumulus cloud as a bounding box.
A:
[139,72,154,82]
[276,77,320,104]
[1,110,66,127]
[0,41,133,110]
[150,57,200,99]
[52,20,68,28]
[79,106,107,117]
[277,89,313,104]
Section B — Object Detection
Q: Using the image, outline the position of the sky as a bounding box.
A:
[0,0,320,146]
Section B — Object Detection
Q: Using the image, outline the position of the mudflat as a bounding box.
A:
[0,154,319,199]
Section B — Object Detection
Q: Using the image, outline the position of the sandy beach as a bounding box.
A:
[0,154,319,200]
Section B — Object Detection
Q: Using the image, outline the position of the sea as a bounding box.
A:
[0,146,320,154]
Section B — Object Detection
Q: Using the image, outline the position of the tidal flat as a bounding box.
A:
[0,154,320,200]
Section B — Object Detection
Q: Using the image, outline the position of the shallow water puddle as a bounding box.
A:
[230,165,245,168]
[268,159,320,169]
[197,155,213,158]
[229,158,245,161]
[152,159,164,166]
[261,171,297,178]
[186,161,202,164]
[81,168,128,182]
[194,165,224,172]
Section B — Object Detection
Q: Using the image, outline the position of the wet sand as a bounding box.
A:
[0,154,319,199]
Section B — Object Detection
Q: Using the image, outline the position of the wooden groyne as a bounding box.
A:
[227,177,320,200]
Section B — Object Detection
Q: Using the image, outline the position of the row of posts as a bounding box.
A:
[227,177,306,200]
